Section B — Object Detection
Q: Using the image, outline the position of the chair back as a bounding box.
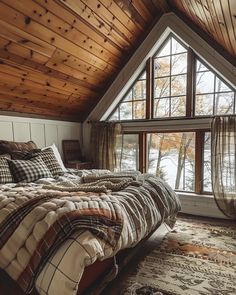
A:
[62,140,83,164]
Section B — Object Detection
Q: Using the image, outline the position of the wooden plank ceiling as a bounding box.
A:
[0,0,234,122]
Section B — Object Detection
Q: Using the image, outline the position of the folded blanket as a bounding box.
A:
[43,172,141,193]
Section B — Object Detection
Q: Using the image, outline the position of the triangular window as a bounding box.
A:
[109,71,146,121]
[195,59,235,116]
[108,33,235,121]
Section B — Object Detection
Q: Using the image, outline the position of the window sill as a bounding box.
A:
[176,192,228,219]
[176,191,213,199]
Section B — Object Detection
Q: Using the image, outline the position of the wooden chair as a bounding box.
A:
[62,140,94,169]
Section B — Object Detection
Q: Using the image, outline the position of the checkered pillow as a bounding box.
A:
[28,148,64,176]
[8,156,53,183]
[0,154,14,184]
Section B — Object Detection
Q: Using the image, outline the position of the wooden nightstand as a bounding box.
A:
[65,161,95,169]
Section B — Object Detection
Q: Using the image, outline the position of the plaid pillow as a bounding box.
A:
[0,154,14,184]
[27,148,64,176]
[8,156,52,183]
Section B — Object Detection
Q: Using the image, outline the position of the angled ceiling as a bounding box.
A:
[0,0,234,122]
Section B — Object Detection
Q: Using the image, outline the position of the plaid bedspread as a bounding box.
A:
[0,172,180,295]
[0,187,123,293]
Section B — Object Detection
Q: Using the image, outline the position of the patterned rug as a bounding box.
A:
[121,218,236,295]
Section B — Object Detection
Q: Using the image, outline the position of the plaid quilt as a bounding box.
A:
[0,187,123,293]
[0,172,180,295]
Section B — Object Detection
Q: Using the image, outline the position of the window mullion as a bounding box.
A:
[186,48,195,117]
[195,130,204,193]
[139,132,146,173]
[146,58,152,119]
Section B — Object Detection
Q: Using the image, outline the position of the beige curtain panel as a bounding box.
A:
[90,122,122,171]
[211,116,236,219]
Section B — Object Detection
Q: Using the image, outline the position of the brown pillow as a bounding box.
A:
[0,140,37,155]
[11,149,41,160]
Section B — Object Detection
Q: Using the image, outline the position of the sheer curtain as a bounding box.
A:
[211,116,236,219]
[90,121,122,171]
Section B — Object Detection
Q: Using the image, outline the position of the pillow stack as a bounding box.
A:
[0,140,67,183]
[0,140,38,184]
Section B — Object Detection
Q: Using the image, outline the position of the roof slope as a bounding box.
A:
[0,0,234,121]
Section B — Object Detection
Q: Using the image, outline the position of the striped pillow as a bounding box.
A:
[0,154,14,184]
[8,156,52,183]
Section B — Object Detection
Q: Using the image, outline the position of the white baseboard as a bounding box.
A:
[177,192,228,219]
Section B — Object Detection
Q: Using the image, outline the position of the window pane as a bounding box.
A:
[171,53,187,75]
[171,96,186,117]
[133,80,146,100]
[154,56,170,77]
[157,39,171,57]
[133,100,145,119]
[154,77,170,97]
[115,134,139,171]
[171,74,187,96]
[153,98,169,117]
[203,132,212,192]
[123,91,132,102]
[171,38,187,54]
[120,102,132,120]
[196,71,215,94]
[147,132,195,191]
[140,71,146,79]
[215,77,231,92]
[196,60,208,72]
[195,94,214,116]
[215,92,234,115]
[109,108,119,121]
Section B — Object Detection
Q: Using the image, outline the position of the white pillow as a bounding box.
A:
[42,144,67,172]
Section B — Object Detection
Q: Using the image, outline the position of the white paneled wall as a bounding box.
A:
[0,115,81,158]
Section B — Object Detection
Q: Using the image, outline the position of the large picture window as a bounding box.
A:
[147,132,195,191]
[115,134,139,171]
[109,33,235,194]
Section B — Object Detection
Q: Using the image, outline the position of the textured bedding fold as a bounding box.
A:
[0,171,181,295]
[0,188,123,293]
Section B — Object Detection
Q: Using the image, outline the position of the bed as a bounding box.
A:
[0,140,181,295]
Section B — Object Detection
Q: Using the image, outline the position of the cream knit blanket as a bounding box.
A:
[43,173,141,193]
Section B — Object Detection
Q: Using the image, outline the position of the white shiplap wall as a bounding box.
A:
[0,115,81,158]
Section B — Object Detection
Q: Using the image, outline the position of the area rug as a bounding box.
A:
[121,218,236,295]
